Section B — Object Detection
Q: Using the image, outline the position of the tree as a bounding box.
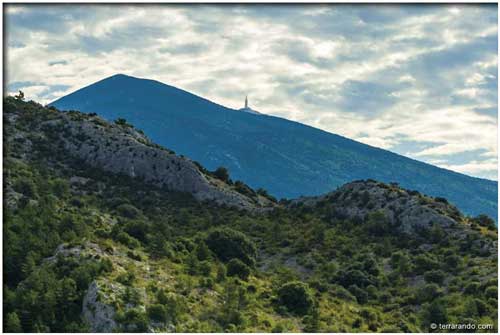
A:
[5,312,22,332]
[14,90,25,101]
[485,286,497,299]
[390,251,411,275]
[365,211,390,236]
[277,281,314,315]
[422,300,447,329]
[147,304,168,322]
[472,214,496,230]
[195,242,212,261]
[213,167,230,182]
[114,118,130,127]
[205,228,257,265]
[348,284,369,304]
[424,270,446,285]
[417,283,442,303]
[226,258,251,280]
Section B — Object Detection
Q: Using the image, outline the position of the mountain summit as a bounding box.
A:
[50,74,497,220]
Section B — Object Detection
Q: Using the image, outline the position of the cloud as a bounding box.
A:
[4,3,498,180]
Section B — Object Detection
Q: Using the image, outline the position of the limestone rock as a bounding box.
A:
[82,281,118,332]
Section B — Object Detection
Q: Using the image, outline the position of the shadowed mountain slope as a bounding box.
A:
[51,74,497,220]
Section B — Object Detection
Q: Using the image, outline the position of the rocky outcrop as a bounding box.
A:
[6,104,273,211]
[55,113,261,210]
[44,242,106,263]
[292,180,461,235]
[82,281,118,332]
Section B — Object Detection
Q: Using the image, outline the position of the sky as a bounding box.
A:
[4,4,498,180]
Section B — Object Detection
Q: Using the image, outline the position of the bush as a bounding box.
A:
[116,231,141,248]
[484,286,497,299]
[50,179,70,198]
[114,118,132,127]
[234,180,256,197]
[213,167,230,182]
[464,281,481,295]
[116,204,141,219]
[277,281,314,315]
[390,251,411,275]
[116,272,136,286]
[5,312,22,332]
[414,254,438,274]
[14,179,37,197]
[417,283,442,303]
[227,258,251,280]
[472,215,496,230]
[365,211,390,236]
[337,269,372,288]
[156,290,187,323]
[422,300,447,329]
[348,285,369,304]
[205,228,257,265]
[434,197,448,204]
[147,304,168,322]
[117,308,148,332]
[444,254,461,270]
[195,242,212,261]
[424,270,446,285]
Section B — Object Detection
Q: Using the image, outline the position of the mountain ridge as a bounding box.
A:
[50,74,498,221]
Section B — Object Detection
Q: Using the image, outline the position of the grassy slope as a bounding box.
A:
[3,98,498,333]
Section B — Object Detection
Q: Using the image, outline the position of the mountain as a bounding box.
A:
[3,97,498,332]
[50,74,497,221]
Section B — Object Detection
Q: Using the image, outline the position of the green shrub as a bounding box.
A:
[472,214,496,230]
[485,286,497,299]
[417,283,442,303]
[156,290,187,323]
[50,178,70,198]
[464,281,481,295]
[234,180,256,197]
[227,258,251,280]
[365,211,390,236]
[423,270,446,285]
[213,167,230,182]
[277,281,314,315]
[117,308,148,332]
[195,242,212,261]
[348,284,369,304]
[216,264,227,282]
[114,118,132,127]
[5,312,22,332]
[337,269,372,288]
[116,272,135,286]
[13,179,37,197]
[116,231,141,248]
[116,204,141,219]
[147,304,168,322]
[444,254,462,270]
[414,254,439,274]
[205,228,256,265]
[421,300,448,329]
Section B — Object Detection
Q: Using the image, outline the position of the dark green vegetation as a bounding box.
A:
[50,74,497,221]
[3,97,498,332]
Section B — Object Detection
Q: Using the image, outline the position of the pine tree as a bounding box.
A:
[5,312,22,332]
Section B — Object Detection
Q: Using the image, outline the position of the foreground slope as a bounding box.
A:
[50,74,497,220]
[3,98,498,333]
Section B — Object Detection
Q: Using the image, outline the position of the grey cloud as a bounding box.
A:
[335,80,401,117]
[158,43,208,55]
[4,4,498,179]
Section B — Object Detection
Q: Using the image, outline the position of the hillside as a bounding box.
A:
[50,74,498,221]
[3,97,498,333]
